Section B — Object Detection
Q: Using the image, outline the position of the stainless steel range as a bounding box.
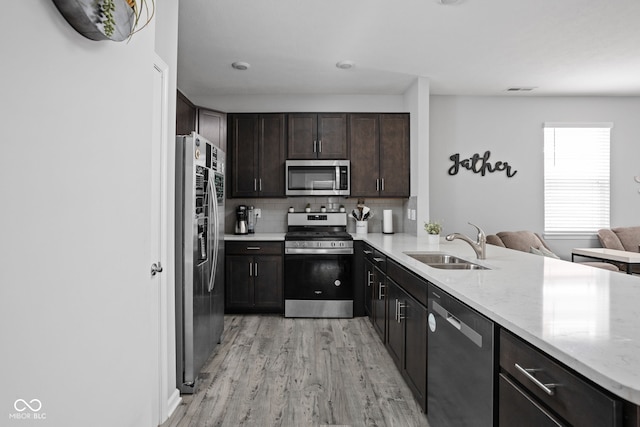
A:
[284,212,354,318]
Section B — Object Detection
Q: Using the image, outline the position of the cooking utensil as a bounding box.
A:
[362,206,370,220]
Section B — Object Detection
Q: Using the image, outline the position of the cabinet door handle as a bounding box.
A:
[313,140,317,153]
[254,262,258,277]
[398,301,406,322]
[376,179,380,191]
[378,282,386,299]
[318,140,322,152]
[367,271,373,287]
[395,299,399,322]
[246,247,261,250]
[514,363,557,396]
[249,262,253,277]
[381,178,385,192]
[253,178,257,192]
[259,178,262,192]
[373,257,385,263]
[363,250,373,255]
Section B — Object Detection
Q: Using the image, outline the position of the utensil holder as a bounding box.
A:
[356,220,368,235]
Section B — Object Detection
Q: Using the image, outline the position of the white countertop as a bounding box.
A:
[224,231,640,404]
[362,233,640,405]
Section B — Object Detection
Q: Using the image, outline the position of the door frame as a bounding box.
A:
[151,54,180,425]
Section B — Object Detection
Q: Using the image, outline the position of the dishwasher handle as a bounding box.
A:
[432,300,483,348]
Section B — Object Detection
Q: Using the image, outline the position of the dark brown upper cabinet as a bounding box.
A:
[349,113,410,198]
[176,90,197,136]
[228,113,286,198]
[197,108,226,150]
[287,113,348,159]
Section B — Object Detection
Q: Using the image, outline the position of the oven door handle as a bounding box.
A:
[285,247,354,255]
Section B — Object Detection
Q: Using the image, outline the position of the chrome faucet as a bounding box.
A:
[445,222,487,260]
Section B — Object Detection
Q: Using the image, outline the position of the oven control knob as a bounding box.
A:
[331,242,336,247]
[334,280,341,287]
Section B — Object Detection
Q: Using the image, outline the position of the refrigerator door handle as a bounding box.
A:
[207,175,219,292]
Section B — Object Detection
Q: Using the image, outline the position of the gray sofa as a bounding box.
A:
[597,226,640,273]
[487,230,619,271]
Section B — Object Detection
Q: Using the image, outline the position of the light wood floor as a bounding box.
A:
[162,315,430,427]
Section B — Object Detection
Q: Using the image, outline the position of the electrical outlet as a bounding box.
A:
[407,208,411,219]
[410,209,416,221]
[254,208,262,218]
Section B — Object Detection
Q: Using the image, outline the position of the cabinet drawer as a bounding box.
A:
[363,245,387,271]
[500,329,622,427]
[499,373,565,427]
[386,259,427,307]
[226,241,283,255]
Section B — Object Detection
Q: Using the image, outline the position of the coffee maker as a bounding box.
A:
[235,205,248,235]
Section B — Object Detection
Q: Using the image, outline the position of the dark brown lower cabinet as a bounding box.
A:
[499,373,564,426]
[386,278,427,412]
[225,242,283,313]
[500,329,623,427]
[363,255,374,317]
[371,263,386,342]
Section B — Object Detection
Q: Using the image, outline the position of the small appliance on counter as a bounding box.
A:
[235,205,248,235]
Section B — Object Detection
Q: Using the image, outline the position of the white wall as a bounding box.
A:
[429,95,640,259]
[403,77,430,235]
[0,3,166,426]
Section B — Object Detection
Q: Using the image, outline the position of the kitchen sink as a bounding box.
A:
[403,252,490,270]
[427,263,488,270]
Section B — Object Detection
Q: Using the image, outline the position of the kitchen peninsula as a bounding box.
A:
[227,231,640,425]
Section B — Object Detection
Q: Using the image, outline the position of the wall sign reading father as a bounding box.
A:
[448,151,517,178]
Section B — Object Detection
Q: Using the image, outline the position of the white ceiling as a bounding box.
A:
[177,0,640,99]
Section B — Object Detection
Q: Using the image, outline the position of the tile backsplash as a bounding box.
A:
[225,197,408,234]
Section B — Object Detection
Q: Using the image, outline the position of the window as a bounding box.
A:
[543,123,611,235]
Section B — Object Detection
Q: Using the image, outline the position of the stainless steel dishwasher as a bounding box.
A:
[427,283,495,427]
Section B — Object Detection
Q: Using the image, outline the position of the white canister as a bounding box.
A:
[356,220,368,235]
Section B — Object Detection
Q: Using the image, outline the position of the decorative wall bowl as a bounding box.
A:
[52,0,134,42]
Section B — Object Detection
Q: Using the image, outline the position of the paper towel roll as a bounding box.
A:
[383,209,394,234]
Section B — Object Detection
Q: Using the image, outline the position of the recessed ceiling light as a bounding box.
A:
[231,62,250,71]
[437,0,460,4]
[506,87,537,92]
[336,60,355,70]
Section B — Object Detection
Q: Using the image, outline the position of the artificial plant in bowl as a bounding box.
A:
[425,220,442,244]
[52,0,155,42]
[424,220,442,235]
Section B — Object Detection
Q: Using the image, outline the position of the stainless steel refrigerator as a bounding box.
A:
[175,133,225,394]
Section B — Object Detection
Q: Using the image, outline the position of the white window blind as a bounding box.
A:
[543,123,611,235]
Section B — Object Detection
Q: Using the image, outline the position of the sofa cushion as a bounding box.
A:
[612,226,640,252]
[598,229,625,251]
[486,235,506,247]
[539,246,560,259]
[496,231,548,253]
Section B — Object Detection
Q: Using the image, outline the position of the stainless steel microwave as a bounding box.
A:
[285,160,350,196]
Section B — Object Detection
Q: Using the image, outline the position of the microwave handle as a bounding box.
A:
[335,166,340,190]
